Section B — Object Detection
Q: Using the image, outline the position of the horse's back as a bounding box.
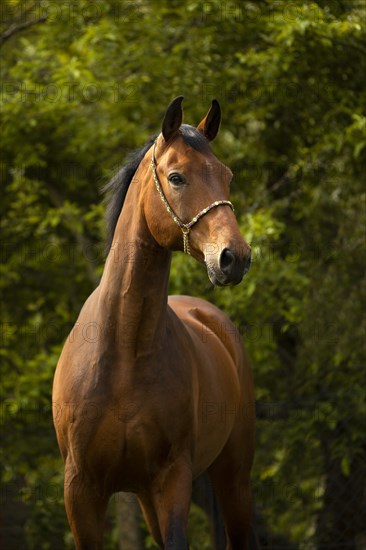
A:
[168,294,248,374]
[168,295,255,475]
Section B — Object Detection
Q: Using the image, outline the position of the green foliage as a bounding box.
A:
[187,504,212,550]
[1,0,365,547]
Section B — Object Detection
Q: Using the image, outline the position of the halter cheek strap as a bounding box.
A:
[151,140,234,255]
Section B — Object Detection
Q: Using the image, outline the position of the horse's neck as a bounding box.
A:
[97,172,171,359]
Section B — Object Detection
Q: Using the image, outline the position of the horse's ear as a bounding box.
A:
[197,99,221,142]
[162,96,184,141]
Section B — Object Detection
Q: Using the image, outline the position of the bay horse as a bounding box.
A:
[52,96,255,549]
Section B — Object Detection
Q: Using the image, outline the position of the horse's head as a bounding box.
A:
[143,96,251,286]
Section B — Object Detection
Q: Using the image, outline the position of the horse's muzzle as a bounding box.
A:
[207,247,251,286]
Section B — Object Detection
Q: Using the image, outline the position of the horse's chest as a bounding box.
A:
[95,394,193,490]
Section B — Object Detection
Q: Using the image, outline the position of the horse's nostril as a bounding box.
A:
[220,248,236,273]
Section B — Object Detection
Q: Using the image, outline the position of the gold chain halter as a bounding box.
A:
[151,140,234,255]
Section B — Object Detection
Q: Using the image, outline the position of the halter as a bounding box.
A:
[151,140,234,255]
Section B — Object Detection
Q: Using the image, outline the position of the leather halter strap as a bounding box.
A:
[151,140,234,255]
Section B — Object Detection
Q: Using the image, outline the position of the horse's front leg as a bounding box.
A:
[150,455,192,550]
[64,459,109,550]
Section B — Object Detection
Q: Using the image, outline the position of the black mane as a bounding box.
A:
[103,125,210,252]
[103,135,157,252]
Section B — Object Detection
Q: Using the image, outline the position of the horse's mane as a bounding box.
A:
[102,134,157,252]
[103,125,210,252]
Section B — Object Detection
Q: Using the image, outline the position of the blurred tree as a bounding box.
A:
[1,0,365,548]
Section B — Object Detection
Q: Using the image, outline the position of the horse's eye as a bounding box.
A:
[168,173,185,186]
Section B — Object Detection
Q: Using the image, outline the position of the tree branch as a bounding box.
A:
[0,15,48,47]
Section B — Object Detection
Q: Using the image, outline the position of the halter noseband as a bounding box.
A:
[151,140,234,255]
